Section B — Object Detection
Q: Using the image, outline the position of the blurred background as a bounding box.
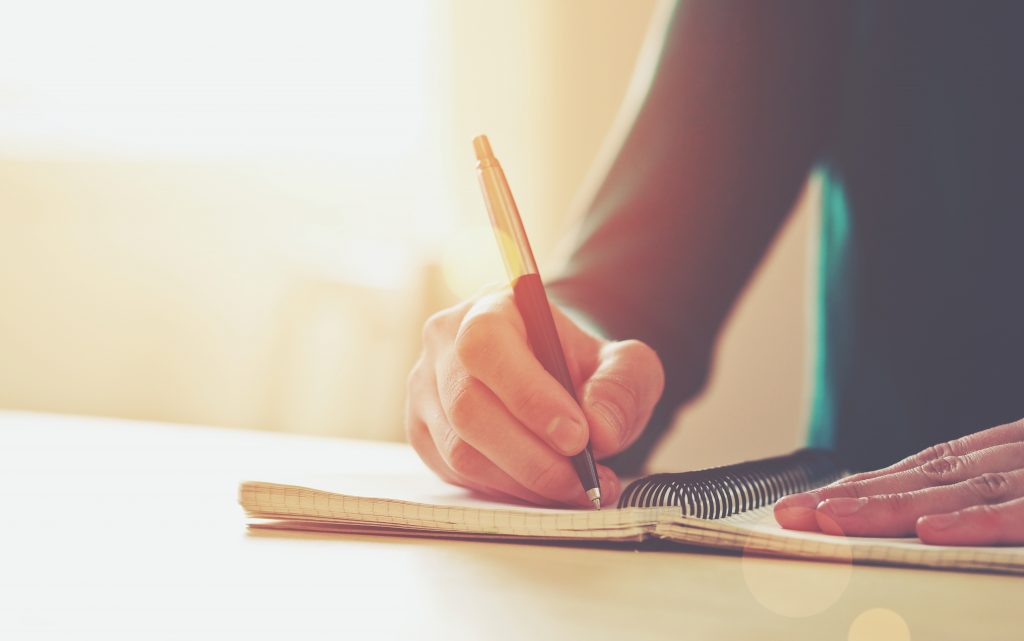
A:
[0,0,817,471]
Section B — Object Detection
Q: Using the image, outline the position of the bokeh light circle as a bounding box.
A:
[740,508,853,617]
[848,608,911,641]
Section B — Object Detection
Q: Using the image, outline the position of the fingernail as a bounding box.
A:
[820,496,868,517]
[776,492,819,511]
[920,512,959,531]
[546,416,583,454]
[774,493,822,531]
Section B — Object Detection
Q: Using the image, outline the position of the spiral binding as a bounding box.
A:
[616,448,844,518]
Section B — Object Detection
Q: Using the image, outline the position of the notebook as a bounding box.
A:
[238,448,1024,575]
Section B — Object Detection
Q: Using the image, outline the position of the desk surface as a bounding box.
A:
[0,411,1017,640]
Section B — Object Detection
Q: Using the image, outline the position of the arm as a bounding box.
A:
[404,0,843,507]
[549,0,844,473]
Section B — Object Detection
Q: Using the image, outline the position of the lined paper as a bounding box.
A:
[239,480,1024,575]
[241,481,674,540]
[660,507,1024,574]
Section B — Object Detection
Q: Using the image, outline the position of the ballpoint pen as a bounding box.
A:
[473,134,602,509]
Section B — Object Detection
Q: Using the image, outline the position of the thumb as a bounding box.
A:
[580,340,664,459]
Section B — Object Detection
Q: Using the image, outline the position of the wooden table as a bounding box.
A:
[0,411,1018,640]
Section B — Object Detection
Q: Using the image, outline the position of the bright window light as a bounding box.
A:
[0,0,436,161]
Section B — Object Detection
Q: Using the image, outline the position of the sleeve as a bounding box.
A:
[547,0,844,474]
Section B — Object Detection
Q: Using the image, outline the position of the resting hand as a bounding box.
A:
[405,290,664,507]
[775,419,1024,545]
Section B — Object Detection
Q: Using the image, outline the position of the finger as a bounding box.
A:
[580,340,665,459]
[917,496,1024,546]
[417,415,621,508]
[775,442,1024,530]
[415,412,563,506]
[407,384,519,503]
[813,469,1024,537]
[419,299,473,354]
[407,360,553,505]
[452,294,596,455]
[406,359,462,486]
[837,418,1024,485]
[407,415,512,499]
[436,361,620,506]
[774,494,822,531]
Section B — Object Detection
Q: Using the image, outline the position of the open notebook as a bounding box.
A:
[239,449,1024,575]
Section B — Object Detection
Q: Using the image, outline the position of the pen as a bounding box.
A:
[473,134,602,510]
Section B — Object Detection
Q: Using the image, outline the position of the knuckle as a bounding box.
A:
[879,492,913,513]
[421,309,448,343]
[523,459,573,498]
[836,471,870,485]
[444,433,479,476]
[968,473,1012,503]
[841,482,867,499]
[915,441,956,466]
[918,456,964,483]
[404,413,425,445]
[422,303,471,345]
[446,376,483,429]
[406,357,426,391]
[928,441,956,460]
[512,382,548,418]
[404,364,431,439]
[454,313,502,369]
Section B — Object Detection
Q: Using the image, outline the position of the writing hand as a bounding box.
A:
[775,419,1024,545]
[406,290,664,507]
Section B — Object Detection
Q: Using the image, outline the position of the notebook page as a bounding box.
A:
[240,480,674,540]
[239,477,1024,574]
[654,507,1024,574]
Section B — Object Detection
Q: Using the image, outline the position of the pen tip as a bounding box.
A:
[591,497,602,510]
[473,135,494,161]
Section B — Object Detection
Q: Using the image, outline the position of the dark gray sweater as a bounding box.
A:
[549,0,1024,474]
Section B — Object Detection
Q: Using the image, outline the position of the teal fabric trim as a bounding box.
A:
[807,164,851,450]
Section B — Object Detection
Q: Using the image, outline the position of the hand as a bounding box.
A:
[774,419,1024,545]
[405,289,664,507]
